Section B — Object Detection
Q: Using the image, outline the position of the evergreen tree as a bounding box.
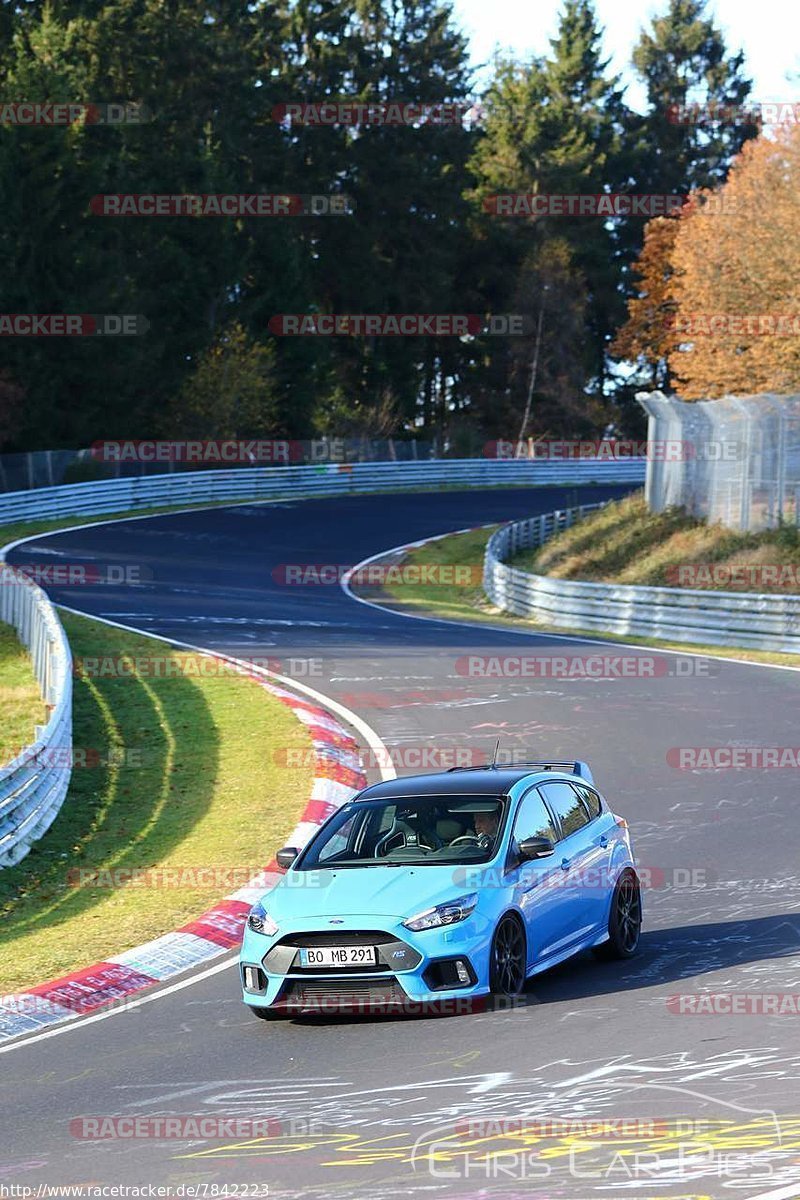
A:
[631,0,755,196]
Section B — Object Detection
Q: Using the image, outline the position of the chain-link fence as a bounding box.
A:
[637,391,800,532]
[0,439,441,493]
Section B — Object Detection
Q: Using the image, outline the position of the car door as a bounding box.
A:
[539,780,606,944]
[505,786,570,968]
[571,780,618,883]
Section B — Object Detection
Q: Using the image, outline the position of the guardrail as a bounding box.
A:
[0,566,72,867]
[0,457,644,524]
[484,504,800,653]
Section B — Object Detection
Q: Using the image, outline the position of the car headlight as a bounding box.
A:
[247,901,279,936]
[402,893,478,932]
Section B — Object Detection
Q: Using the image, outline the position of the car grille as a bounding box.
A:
[277,977,410,1011]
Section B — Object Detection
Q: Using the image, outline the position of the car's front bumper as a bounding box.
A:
[240,911,494,1014]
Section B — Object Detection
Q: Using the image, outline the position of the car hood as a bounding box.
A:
[259,864,477,921]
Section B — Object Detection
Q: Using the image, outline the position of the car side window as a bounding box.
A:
[512,788,557,845]
[572,783,602,821]
[540,781,592,839]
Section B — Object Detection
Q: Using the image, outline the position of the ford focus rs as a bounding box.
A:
[240,761,641,1017]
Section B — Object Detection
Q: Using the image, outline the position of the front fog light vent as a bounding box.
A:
[455,960,470,984]
[244,966,264,992]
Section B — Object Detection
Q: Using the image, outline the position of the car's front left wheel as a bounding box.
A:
[489,914,527,998]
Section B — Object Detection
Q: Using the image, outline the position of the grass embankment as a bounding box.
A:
[0,623,46,767]
[0,612,313,992]
[513,493,800,591]
[368,505,800,669]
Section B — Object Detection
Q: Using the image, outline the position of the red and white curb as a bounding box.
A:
[0,664,366,1044]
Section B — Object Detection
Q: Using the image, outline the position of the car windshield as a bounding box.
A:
[296,794,506,868]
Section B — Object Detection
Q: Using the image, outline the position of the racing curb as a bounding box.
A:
[0,660,367,1043]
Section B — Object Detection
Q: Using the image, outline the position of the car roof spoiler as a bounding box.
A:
[448,760,595,787]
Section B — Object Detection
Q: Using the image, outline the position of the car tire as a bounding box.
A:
[489,913,527,999]
[593,869,642,960]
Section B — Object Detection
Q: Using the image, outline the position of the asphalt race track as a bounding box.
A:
[4,485,800,1200]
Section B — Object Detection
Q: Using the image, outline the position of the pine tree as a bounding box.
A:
[631,0,755,196]
[468,0,627,432]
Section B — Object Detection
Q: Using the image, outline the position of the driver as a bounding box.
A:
[473,807,500,848]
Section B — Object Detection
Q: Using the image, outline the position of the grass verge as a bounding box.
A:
[0,622,46,766]
[367,524,800,670]
[0,611,314,992]
[514,492,800,592]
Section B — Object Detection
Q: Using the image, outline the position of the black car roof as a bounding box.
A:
[355,768,546,800]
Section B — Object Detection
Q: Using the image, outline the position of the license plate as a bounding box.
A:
[299,945,377,968]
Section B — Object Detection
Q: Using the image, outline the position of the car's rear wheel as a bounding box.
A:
[489,914,527,998]
[593,870,642,960]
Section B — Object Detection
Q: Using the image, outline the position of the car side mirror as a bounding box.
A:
[276,846,299,869]
[518,835,555,861]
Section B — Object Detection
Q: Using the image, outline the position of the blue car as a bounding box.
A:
[240,762,641,1018]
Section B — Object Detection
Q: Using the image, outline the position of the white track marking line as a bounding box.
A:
[0,954,239,1056]
[50,604,396,782]
[743,1184,800,1200]
[341,532,800,674]
[0,522,395,1054]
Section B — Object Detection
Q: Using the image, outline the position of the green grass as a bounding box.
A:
[514,492,800,592]
[0,623,46,767]
[0,611,314,992]
[369,523,800,670]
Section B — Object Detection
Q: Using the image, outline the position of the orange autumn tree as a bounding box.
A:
[611,216,681,390]
[668,125,800,398]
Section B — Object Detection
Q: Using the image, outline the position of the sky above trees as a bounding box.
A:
[451,0,798,109]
